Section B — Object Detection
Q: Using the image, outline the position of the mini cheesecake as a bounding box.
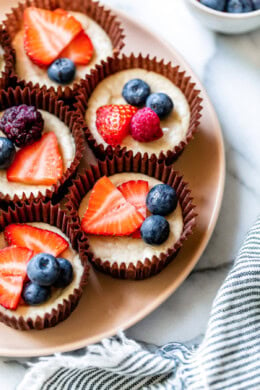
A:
[3,0,124,96]
[75,54,202,162]
[0,87,84,203]
[78,173,184,266]
[12,11,113,89]
[0,201,89,330]
[66,155,196,279]
[86,69,191,158]
[0,109,75,198]
[0,223,84,328]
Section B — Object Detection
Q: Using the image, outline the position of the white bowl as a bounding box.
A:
[184,0,260,34]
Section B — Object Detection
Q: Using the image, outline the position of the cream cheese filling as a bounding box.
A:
[0,109,75,197]
[0,223,84,320]
[12,11,113,89]
[78,173,184,266]
[85,69,191,157]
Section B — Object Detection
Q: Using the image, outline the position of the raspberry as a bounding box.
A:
[130,107,163,142]
[0,105,44,148]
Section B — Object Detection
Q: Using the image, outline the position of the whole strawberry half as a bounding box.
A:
[96,104,138,147]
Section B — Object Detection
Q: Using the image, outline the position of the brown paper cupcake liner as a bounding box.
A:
[0,86,85,205]
[0,26,16,89]
[0,200,89,330]
[65,152,197,280]
[3,0,125,102]
[74,53,203,164]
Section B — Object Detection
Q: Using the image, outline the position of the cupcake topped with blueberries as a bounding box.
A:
[77,55,202,162]
[3,1,124,91]
[66,156,196,279]
[0,202,88,330]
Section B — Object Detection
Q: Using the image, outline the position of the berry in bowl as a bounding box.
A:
[184,0,260,33]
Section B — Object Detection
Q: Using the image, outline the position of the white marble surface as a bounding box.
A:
[1,0,260,388]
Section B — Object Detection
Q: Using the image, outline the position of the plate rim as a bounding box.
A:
[0,8,225,357]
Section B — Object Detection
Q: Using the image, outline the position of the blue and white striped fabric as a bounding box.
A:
[18,216,260,390]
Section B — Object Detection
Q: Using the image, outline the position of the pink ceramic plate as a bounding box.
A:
[0,4,225,357]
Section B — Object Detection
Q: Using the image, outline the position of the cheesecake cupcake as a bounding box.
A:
[0,87,84,204]
[0,200,89,330]
[66,153,196,279]
[75,54,203,163]
[0,25,15,89]
[3,0,124,100]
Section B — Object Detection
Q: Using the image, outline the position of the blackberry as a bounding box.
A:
[0,105,44,148]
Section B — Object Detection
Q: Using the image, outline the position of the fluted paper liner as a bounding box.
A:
[0,86,85,205]
[65,152,196,280]
[74,53,203,163]
[0,200,89,330]
[3,0,125,102]
[0,26,16,89]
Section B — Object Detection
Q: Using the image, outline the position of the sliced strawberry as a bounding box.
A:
[118,180,149,238]
[7,132,63,186]
[0,246,33,280]
[0,275,24,310]
[4,224,69,257]
[24,7,82,66]
[96,105,138,146]
[81,176,145,236]
[53,8,68,17]
[59,30,94,65]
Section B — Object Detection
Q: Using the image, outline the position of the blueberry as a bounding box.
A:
[53,258,73,288]
[146,184,178,216]
[252,0,260,9]
[0,137,15,169]
[27,253,60,286]
[122,79,151,107]
[141,215,170,245]
[200,0,226,11]
[22,282,51,305]
[146,93,174,119]
[47,58,76,84]
[227,0,253,11]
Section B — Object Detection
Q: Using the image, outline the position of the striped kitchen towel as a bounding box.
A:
[18,215,260,390]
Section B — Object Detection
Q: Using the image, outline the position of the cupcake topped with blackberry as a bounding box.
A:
[0,88,83,202]
[3,0,124,92]
[77,55,202,162]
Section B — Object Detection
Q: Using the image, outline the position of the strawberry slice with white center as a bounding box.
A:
[118,180,149,238]
[0,246,33,280]
[24,7,83,66]
[4,224,69,257]
[81,176,145,236]
[0,275,24,310]
[7,132,63,186]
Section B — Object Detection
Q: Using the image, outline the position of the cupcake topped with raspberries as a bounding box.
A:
[77,56,202,162]
[3,1,124,91]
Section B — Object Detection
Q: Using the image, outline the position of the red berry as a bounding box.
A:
[96,104,138,146]
[81,176,144,236]
[130,107,163,142]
